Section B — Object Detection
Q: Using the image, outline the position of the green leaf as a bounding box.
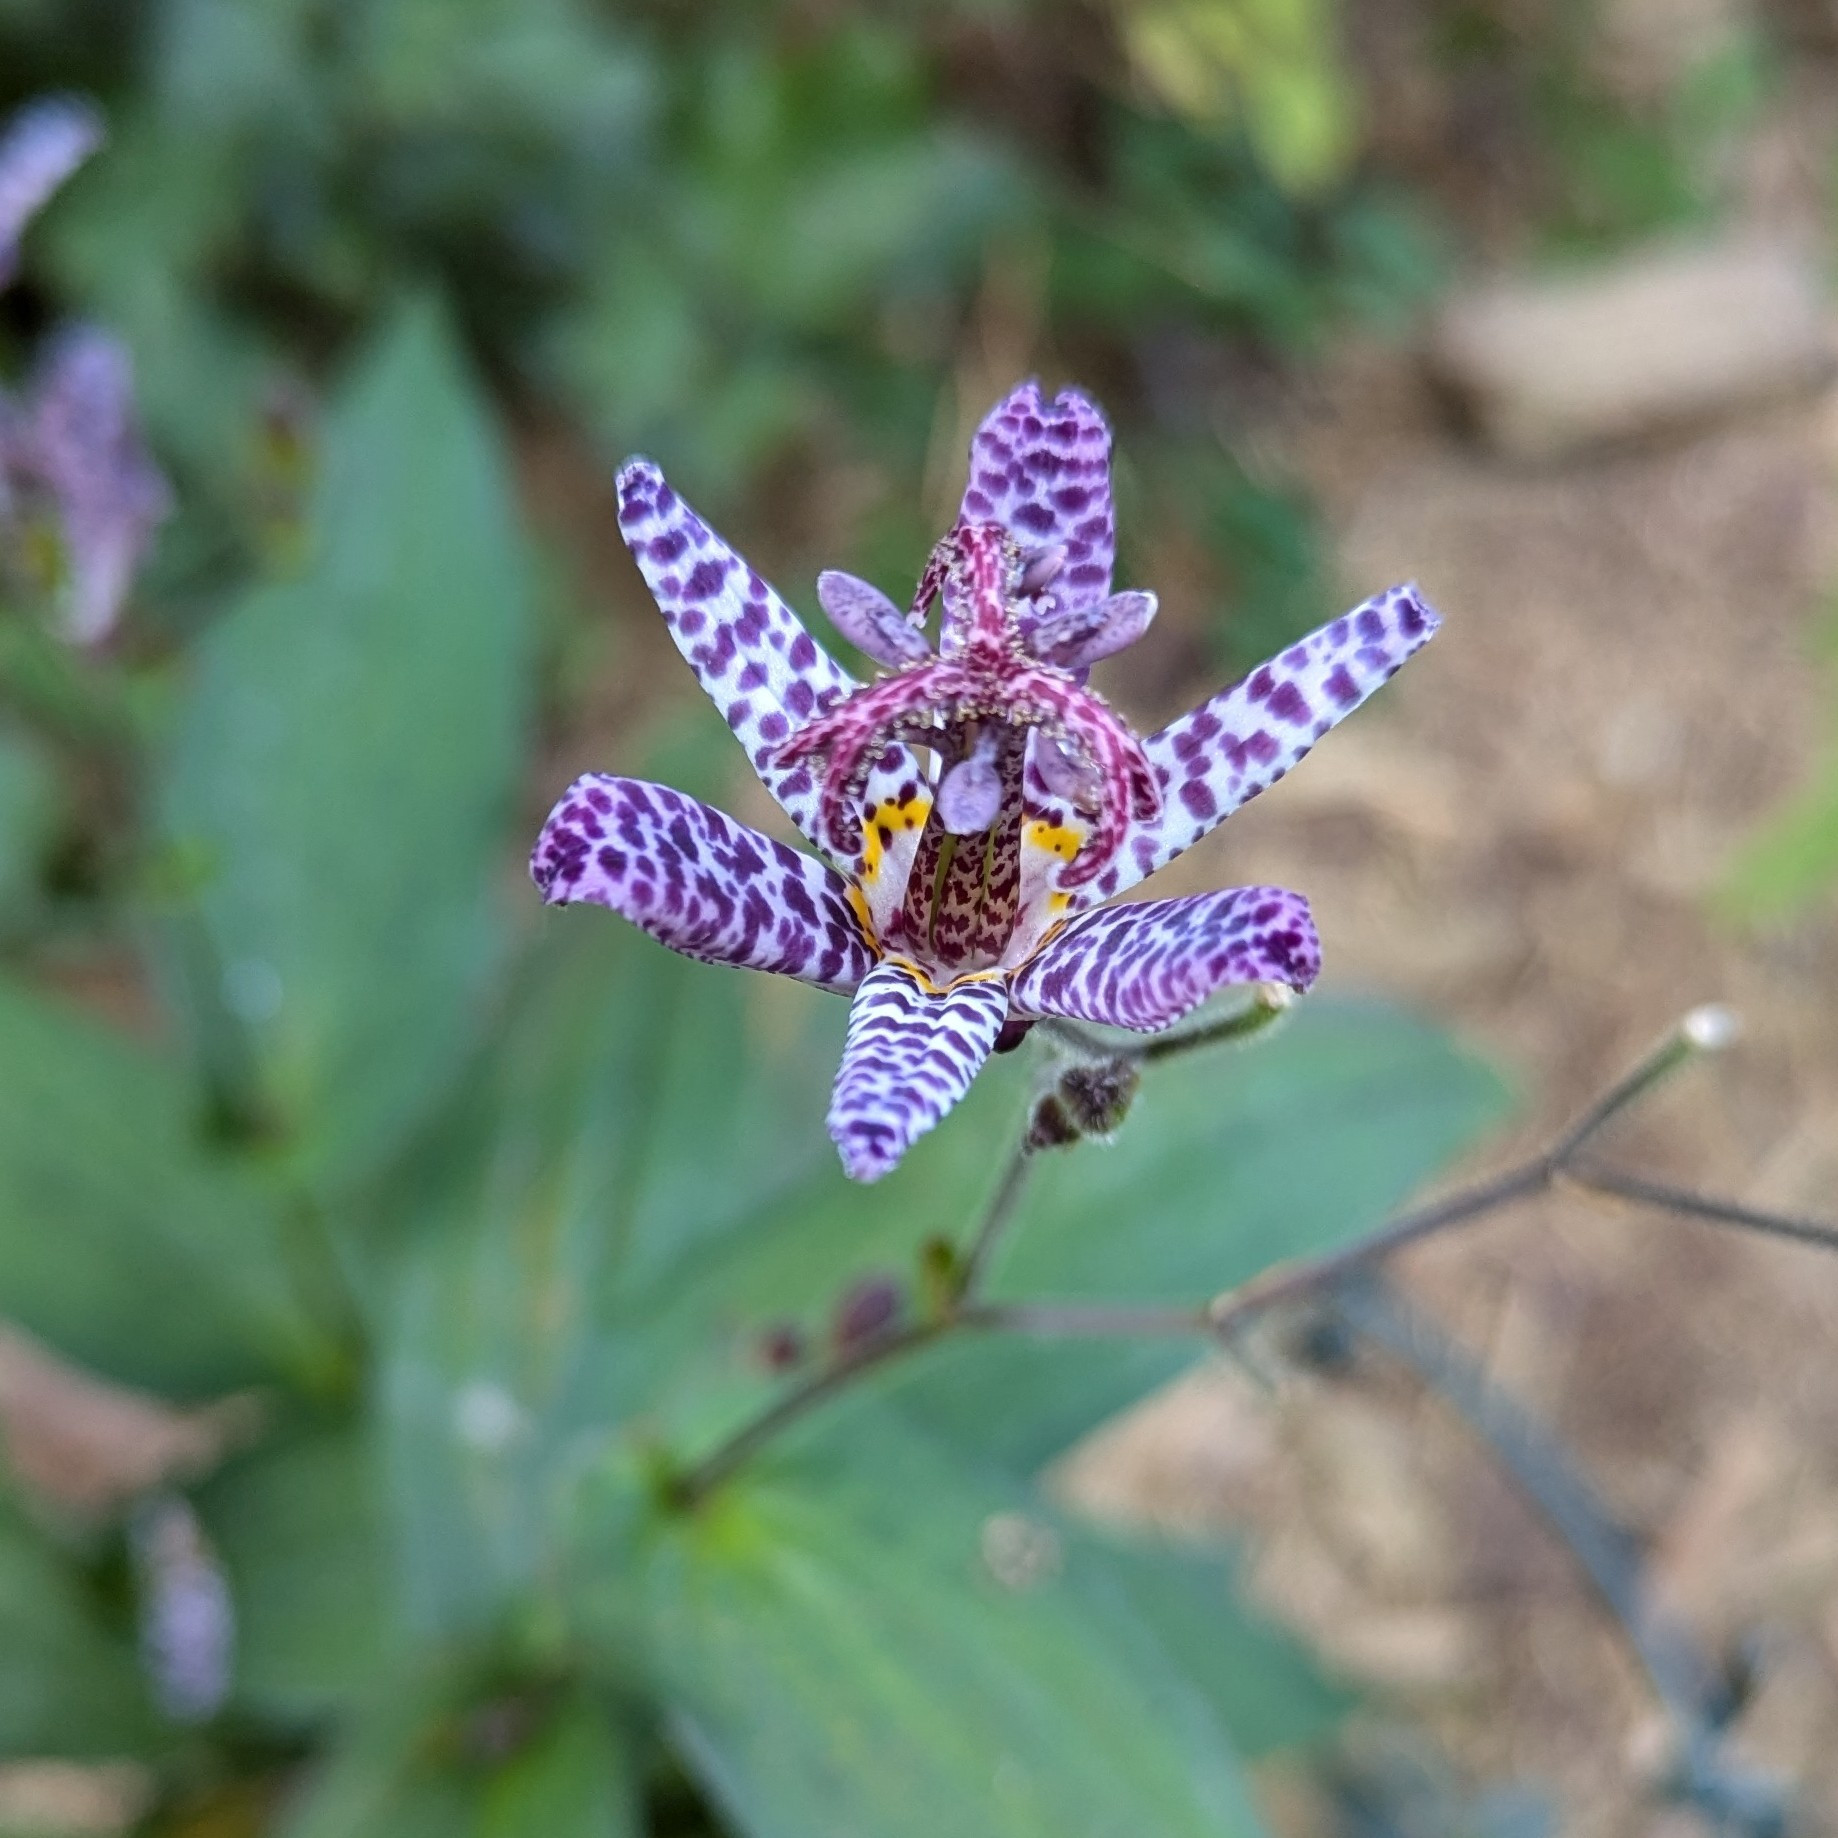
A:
[0,1484,153,1756]
[0,722,60,933]
[198,1424,396,1722]
[0,975,328,1395]
[1719,757,1838,919]
[280,1678,639,1838]
[376,918,846,1637]
[624,1412,1269,1838]
[159,297,534,1190]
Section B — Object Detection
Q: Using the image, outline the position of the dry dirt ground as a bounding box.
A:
[1059,336,1838,1833]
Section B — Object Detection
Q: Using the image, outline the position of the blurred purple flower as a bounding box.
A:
[533,381,1439,1181]
[2,327,173,644]
[131,1495,233,1724]
[0,94,103,291]
[0,97,167,645]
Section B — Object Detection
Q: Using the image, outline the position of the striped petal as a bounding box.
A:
[1084,584,1441,906]
[1009,887,1320,1032]
[959,381,1114,611]
[827,961,1009,1181]
[614,460,920,876]
[0,96,103,290]
[531,774,874,995]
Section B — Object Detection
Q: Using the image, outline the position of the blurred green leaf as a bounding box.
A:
[280,1676,639,1838]
[1719,604,1838,920]
[0,1484,152,1756]
[0,975,327,1395]
[1719,760,1838,920]
[377,919,846,1637]
[160,297,534,1191]
[199,1424,396,1723]
[0,722,59,931]
[1117,0,1359,195]
[626,1412,1267,1838]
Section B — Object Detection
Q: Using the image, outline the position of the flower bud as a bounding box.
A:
[1057,1056,1140,1138]
[1025,1091,1081,1151]
[831,1273,903,1353]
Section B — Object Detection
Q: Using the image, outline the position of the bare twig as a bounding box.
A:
[1567,1164,1838,1255]
[954,1138,1037,1299]
[1548,1005,1740,1164]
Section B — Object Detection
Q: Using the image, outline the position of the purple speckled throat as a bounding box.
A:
[532,380,1441,1181]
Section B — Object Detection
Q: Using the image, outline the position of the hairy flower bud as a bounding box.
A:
[1057,1056,1140,1137]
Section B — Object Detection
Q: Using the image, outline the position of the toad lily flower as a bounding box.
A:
[533,382,1439,1181]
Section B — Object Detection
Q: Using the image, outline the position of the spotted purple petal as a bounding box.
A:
[615,459,920,874]
[827,960,1009,1181]
[531,774,875,995]
[23,326,171,644]
[0,96,103,291]
[1009,886,1320,1031]
[1084,584,1441,906]
[1026,589,1158,670]
[959,381,1115,611]
[817,568,931,667]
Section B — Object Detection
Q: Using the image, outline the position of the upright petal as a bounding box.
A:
[532,774,875,995]
[1087,584,1441,904]
[614,460,919,873]
[827,961,1009,1181]
[1009,887,1319,1032]
[959,382,1114,610]
[0,96,103,290]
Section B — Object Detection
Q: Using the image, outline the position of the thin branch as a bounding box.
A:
[672,1143,1038,1509]
[666,1319,953,1510]
[954,1138,1037,1299]
[1566,1163,1838,1255]
[1549,1005,1739,1164]
[1205,1159,1554,1338]
[959,1299,1211,1339]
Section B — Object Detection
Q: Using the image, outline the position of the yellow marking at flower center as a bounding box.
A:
[882,955,1006,996]
[845,884,877,946]
[858,791,931,887]
[1027,818,1083,862]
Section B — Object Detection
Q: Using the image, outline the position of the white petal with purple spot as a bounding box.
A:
[532,774,874,995]
[1009,886,1320,1031]
[614,460,919,871]
[958,381,1115,611]
[1084,584,1441,906]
